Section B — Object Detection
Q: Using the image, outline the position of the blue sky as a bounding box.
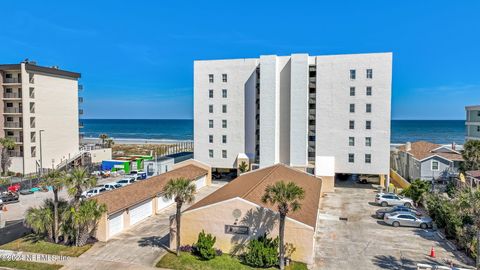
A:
[0,1,478,120]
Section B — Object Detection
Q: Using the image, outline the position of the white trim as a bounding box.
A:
[183,196,314,230]
[418,154,456,163]
[430,146,461,155]
[431,160,440,171]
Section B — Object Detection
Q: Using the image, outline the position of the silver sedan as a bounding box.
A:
[383,212,432,229]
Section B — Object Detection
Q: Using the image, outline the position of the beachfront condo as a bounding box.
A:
[466,105,480,141]
[194,53,392,185]
[0,61,82,174]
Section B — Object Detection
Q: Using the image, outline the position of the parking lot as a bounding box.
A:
[313,180,475,270]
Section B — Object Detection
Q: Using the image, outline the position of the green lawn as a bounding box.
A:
[0,235,92,257]
[0,260,62,270]
[156,252,308,270]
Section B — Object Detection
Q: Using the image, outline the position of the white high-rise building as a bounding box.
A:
[194,53,392,182]
[466,105,480,141]
[0,61,82,174]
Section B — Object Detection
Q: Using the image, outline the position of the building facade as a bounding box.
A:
[0,61,82,174]
[194,53,392,179]
[466,105,480,141]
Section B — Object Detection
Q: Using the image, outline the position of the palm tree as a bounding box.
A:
[99,134,109,147]
[0,138,15,176]
[105,138,114,148]
[66,167,97,203]
[25,200,54,239]
[162,177,196,256]
[262,181,305,270]
[65,200,106,246]
[238,161,249,174]
[462,140,480,171]
[42,169,67,243]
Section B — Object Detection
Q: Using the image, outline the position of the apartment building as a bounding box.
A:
[466,105,480,141]
[194,53,392,182]
[0,61,82,174]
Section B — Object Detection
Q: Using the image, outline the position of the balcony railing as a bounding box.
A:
[4,78,21,83]
[78,97,84,103]
[4,93,22,99]
[7,150,23,157]
[4,107,22,113]
[79,109,84,115]
[78,84,83,91]
[7,136,23,143]
[4,122,22,128]
[79,121,84,128]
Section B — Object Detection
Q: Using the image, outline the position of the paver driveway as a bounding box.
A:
[61,182,226,270]
[313,180,474,270]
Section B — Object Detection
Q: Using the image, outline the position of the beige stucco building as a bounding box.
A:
[0,61,82,174]
[171,164,323,265]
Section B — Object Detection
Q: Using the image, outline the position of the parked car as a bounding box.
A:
[0,192,19,205]
[358,174,379,184]
[100,183,122,190]
[375,193,413,207]
[212,172,222,180]
[82,187,107,198]
[7,183,20,193]
[375,205,420,219]
[116,178,136,187]
[383,212,432,229]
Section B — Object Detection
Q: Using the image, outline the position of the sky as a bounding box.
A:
[0,1,478,120]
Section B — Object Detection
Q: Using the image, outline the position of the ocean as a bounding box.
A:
[82,119,465,144]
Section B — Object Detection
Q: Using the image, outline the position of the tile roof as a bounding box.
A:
[186,164,322,228]
[93,164,208,214]
[398,141,463,161]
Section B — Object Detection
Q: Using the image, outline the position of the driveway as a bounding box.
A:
[313,180,475,270]
[61,181,226,270]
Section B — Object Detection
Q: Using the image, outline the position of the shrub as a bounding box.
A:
[401,179,430,205]
[244,234,279,267]
[195,230,216,260]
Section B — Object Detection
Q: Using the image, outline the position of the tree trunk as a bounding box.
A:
[53,188,59,243]
[477,229,480,269]
[279,213,286,270]
[176,201,182,257]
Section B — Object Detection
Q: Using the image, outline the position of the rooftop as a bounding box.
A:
[398,141,463,161]
[94,164,208,214]
[186,164,322,228]
[0,62,81,79]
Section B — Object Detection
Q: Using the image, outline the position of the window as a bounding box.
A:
[222,74,227,82]
[366,103,372,113]
[432,161,439,171]
[222,119,227,128]
[5,88,12,93]
[477,111,480,117]
[222,105,227,113]
[209,105,213,113]
[348,153,354,163]
[222,135,227,143]
[209,120,213,128]
[31,146,36,158]
[366,120,371,130]
[349,120,355,129]
[365,137,372,147]
[350,87,355,96]
[477,126,480,132]
[222,89,227,98]
[222,150,227,158]
[350,69,356,79]
[365,154,371,163]
[209,89,213,98]
[349,137,355,146]
[209,74,214,83]
[366,69,373,79]
[209,149,214,158]
[349,104,355,113]
[366,86,372,96]
[209,135,213,143]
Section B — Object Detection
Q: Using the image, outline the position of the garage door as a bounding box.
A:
[108,212,124,238]
[130,200,153,226]
[157,196,174,212]
[195,176,206,190]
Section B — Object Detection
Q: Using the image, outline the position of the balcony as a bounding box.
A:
[79,109,84,115]
[3,93,22,100]
[7,150,23,157]
[79,121,84,128]
[78,84,83,91]
[7,136,23,143]
[3,78,21,84]
[78,97,84,103]
[4,107,23,114]
[4,122,22,129]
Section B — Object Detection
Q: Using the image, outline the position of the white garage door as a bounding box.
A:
[157,196,174,212]
[130,200,153,226]
[108,212,124,238]
[195,176,206,190]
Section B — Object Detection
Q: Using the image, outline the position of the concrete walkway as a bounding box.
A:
[61,182,226,270]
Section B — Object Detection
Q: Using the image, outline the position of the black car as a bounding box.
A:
[0,192,20,205]
[375,205,419,219]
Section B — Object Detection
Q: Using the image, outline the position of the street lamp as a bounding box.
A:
[39,129,45,176]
